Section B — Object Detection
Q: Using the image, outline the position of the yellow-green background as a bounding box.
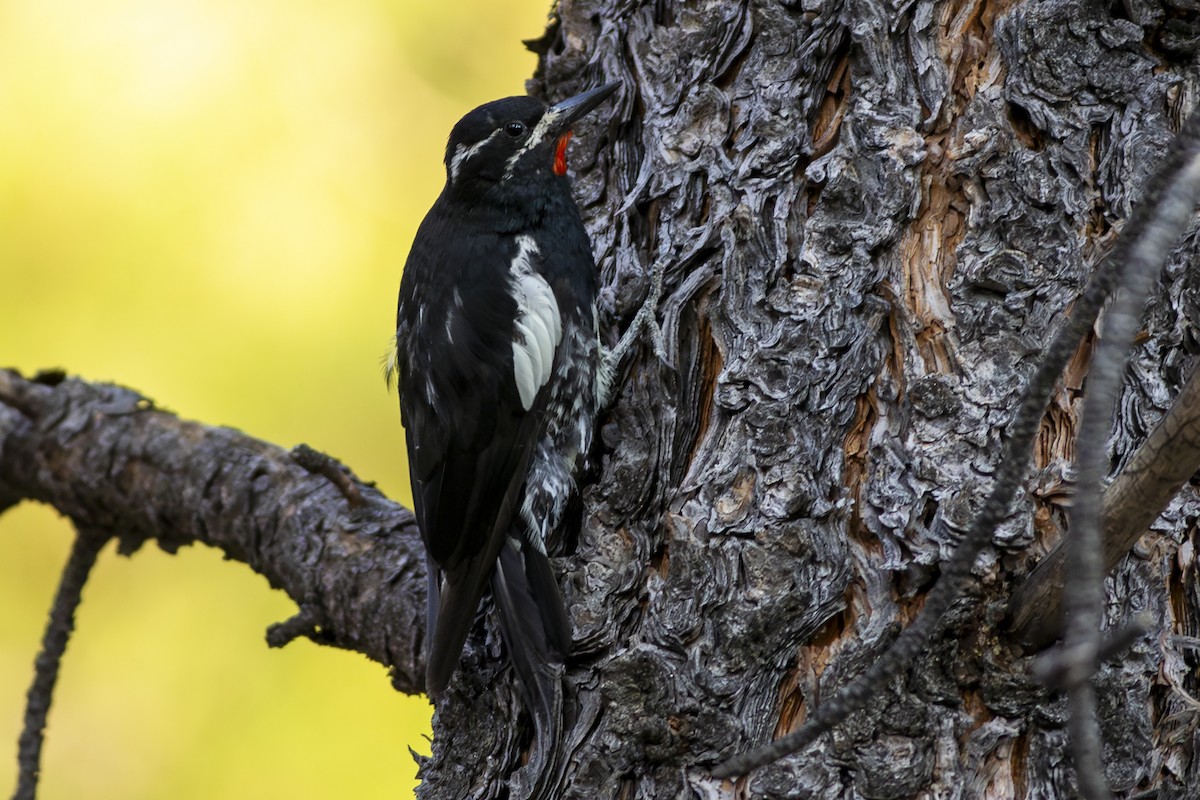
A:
[0,0,547,796]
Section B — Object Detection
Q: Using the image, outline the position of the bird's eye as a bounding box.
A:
[504,121,526,138]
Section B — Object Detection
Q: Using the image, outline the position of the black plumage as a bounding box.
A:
[392,83,619,725]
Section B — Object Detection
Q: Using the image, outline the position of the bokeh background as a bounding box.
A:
[0,0,548,796]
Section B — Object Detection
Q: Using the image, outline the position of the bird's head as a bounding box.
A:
[442,82,619,193]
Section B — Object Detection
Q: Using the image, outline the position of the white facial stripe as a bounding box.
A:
[449,129,502,183]
[503,108,562,177]
[509,235,562,410]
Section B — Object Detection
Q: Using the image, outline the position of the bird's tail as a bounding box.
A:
[425,548,498,701]
[490,534,572,796]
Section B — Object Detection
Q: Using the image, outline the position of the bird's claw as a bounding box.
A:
[598,258,668,407]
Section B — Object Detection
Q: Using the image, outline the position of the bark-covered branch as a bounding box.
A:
[1059,98,1200,800]
[1011,320,1200,649]
[0,369,427,694]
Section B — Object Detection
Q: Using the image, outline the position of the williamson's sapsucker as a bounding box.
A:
[392,83,623,731]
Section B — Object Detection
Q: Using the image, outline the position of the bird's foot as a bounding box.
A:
[597,257,667,407]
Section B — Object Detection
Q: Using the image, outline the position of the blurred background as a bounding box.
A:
[0,0,548,796]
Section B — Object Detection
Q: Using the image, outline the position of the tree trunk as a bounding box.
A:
[418,0,1200,796]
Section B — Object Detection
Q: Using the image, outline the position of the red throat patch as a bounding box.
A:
[553,131,573,176]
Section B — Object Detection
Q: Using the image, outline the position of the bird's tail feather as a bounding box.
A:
[491,538,570,797]
[425,456,534,700]
[426,551,497,700]
[517,538,572,660]
[424,551,441,670]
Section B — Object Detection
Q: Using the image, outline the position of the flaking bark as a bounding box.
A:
[0,370,427,695]
[515,0,1200,796]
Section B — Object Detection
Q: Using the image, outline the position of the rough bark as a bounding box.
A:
[513,0,1200,797]
[0,371,427,695]
[7,0,1200,798]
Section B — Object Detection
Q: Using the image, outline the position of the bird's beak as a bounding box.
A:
[545,82,620,134]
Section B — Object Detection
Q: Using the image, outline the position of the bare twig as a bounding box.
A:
[1009,356,1200,648]
[291,444,366,507]
[1068,682,1111,800]
[266,604,335,649]
[13,526,109,800]
[1034,619,1148,690]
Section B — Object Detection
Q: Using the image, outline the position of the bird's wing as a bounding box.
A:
[396,222,562,697]
[403,389,546,698]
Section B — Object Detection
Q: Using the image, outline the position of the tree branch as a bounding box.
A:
[0,369,428,694]
[1056,106,1200,800]
[1009,350,1200,649]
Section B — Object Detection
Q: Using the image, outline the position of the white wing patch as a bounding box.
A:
[509,235,562,410]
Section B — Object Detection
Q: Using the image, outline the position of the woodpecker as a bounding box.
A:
[392,82,623,723]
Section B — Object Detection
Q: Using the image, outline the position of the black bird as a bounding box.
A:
[392,83,622,724]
